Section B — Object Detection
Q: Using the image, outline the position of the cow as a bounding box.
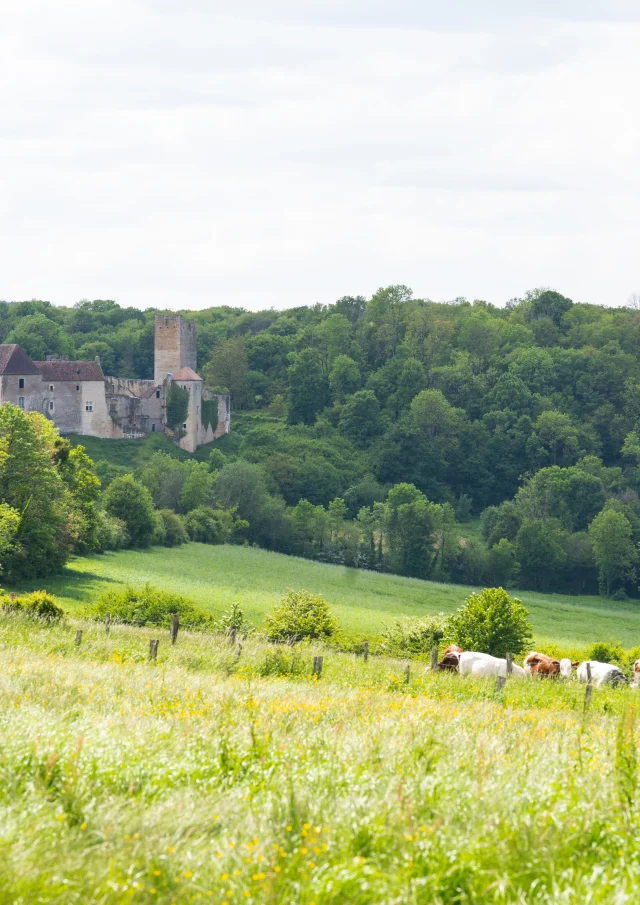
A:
[524,652,561,677]
[577,660,629,688]
[632,660,640,687]
[459,651,526,679]
[436,647,462,672]
[559,658,579,678]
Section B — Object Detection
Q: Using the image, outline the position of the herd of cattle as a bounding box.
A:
[432,645,640,688]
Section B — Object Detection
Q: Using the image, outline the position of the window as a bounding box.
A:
[49,401,54,412]
[18,397,24,409]
[76,385,80,391]
[85,401,93,412]
[18,379,24,389]
[183,422,187,429]
[151,423,156,432]
[155,389,160,399]
[49,385,54,391]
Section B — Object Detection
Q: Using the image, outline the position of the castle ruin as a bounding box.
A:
[0,315,230,453]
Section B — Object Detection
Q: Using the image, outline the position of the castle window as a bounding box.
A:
[18,396,24,409]
[18,379,24,389]
[183,422,187,429]
[151,423,156,432]
[85,401,93,412]
[49,385,54,391]
[76,385,80,391]
[155,389,160,399]
[49,401,54,412]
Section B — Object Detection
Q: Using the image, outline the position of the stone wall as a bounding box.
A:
[1,374,48,417]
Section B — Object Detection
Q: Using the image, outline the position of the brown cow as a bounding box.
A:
[436,644,463,672]
[524,651,562,677]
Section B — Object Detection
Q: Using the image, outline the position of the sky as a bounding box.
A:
[1,1,640,311]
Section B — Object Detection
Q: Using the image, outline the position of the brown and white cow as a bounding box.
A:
[524,652,562,677]
[436,644,463,672]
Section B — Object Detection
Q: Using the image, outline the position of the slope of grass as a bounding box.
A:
[10,543,640,651]
[1,613,639,904]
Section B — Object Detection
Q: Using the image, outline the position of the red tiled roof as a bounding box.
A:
[34,360,104,381]
[172,367,202,381]
[0,344,40,376]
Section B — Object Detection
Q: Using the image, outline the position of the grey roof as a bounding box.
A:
[34,360,104,381]
[0,344,41,376]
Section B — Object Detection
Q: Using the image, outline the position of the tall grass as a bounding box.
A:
[2,613,640,903]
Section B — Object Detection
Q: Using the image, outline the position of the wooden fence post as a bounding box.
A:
[312,656,323,678]
[229,625,237,646]
[363,640,369,663]
[149,639,159,660]
[75,629,83,647]
[170,613,179,645]
[105,613,111,636]
[235,643,243,660]
[584,662,593,712]
[506,652,513,675]
[430,648,439,670]
[404,663,411,684]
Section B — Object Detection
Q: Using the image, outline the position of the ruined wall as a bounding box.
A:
[176,379,201,454]
[154,316,197,385]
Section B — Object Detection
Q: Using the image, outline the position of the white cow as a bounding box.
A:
[577,660,628,688]
[459,651,526,679]
[631,659,640,688]
[559,658,578,678]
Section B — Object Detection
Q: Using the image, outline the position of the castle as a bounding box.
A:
[0,315,230,452]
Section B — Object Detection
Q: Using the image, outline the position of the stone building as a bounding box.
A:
[0,315,229,453]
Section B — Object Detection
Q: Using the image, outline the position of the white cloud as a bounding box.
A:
[1,2,640,309]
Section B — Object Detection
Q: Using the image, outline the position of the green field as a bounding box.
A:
[11,543,640,652]
[2,612,640,904]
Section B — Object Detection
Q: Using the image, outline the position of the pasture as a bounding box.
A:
[11,543,640,653]
[1,612,640,904]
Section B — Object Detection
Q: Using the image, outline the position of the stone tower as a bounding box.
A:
[154,315,197,385]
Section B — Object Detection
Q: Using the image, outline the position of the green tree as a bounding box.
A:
[7,313,74,360]
[383,483,435,579]
[588,509,637,596]
[264,589,338,642]
[338,390,383,447]
[527,411,584,468]
[448,587,533,657]
[287,349,328,425]
[515,518,567,591]
[203,337,249,408]
[485,538,519,587]
[102,475,157,548]
[329,355,361,403]
[179,463,214,513]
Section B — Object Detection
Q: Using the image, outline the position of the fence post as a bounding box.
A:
[235,643,242,660]
[430,648,439,671]
[229,625,237,646]
[506,652,513,675]
[363,640,369,663]
[404,663,411,684]
[105,613,111,636]
[149,639,159,660]
[584,662,593,712]
[170,613,179,645]
[75,629,83,647]
[312,655,323,679]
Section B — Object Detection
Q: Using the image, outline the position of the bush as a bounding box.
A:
[215,602,254,637]
[94,509,129,551]
[381,614,447,657]
[157,509,189,547]
[1,590,65,622]
[448,587,533,657]
[264,589,338,643]
[102,475,157,548]
[185,507,247,544]
[92,583,213,629]
[588,641,625,666]
[259,648,307,678]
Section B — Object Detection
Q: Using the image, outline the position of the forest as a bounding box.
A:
[4,286,640,598]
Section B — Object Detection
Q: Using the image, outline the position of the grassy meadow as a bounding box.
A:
[10,543,640,654]
[2,612,640,904]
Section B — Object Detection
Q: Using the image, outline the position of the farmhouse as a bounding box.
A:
[0,315,230,453]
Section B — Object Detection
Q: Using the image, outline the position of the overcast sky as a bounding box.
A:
[2,1,640,311]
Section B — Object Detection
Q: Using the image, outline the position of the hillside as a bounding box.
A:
[11,544,640,651]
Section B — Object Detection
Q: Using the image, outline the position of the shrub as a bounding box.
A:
[448,587,533,657]
[588,641,625,666]
[215,602,254,637]
[94,509,129,551]
[102,475,157,548]
[185,507,247,544]
[1,590,65,622]
[157,509,189,547]
[381,614,447,657]
[92,583,213,629]
[259,648,307,678]
[264,589,338,643]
